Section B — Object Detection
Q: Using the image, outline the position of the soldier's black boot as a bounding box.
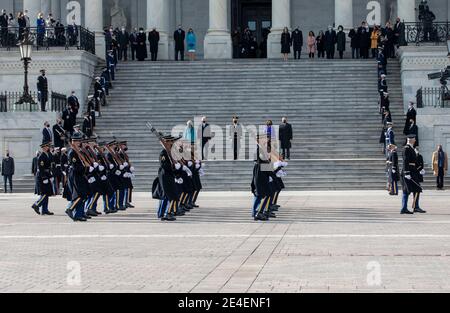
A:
[32,204,40,215]
[413,208,427,213]
[254,213,268,221]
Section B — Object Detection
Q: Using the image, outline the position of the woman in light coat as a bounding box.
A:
[307,31,316,58]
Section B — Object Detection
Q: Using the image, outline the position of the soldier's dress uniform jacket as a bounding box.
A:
[158,149,179,201]
[37,152,54,196]
[251,147,271,198]
[67,149,89,200]
[388,150,399,182]
[401,144,422,193]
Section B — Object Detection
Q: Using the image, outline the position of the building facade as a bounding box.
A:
[1,0,449,58]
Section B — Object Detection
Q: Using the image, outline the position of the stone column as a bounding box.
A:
[397,0,416,22]
[147,0,170,60]
[267,0,290,59]
[51,0,61,20]
[335,0,353,29]
[41,0,51,17]
[85,0,106,60]
[204,0,232,59]
[23,0,42,27]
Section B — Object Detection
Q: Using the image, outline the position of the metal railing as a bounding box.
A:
[0,26,95,54]
[0,91,67,112]
[416,86,450,108]
[405,22,450,45]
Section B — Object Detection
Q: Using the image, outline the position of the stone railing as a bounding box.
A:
[405,22,450,46]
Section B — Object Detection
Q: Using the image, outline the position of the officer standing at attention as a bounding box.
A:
[31,142,54,216]
[401,134,426,214]
[37,69,49,112]
[387,144,399,195]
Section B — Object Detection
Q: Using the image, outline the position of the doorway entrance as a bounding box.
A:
[231,0,271,58]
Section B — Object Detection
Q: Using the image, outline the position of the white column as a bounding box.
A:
[147,0,170,60]
[23,0,42,27]
[204,0,232,59]
[85,0,105,59]
[267,0,290,59]
[397,0,416,22]
[51,0,61,20]
[335,0,353,29]
[41,0,51,17]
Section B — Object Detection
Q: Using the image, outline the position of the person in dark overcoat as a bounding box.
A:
[37,69,48,112]
[251,144,271,221]
[117,27,129,61]
[291,27,303,59]
[324,26,337,59]
[387,144,399,195]
[348,26,360,59]
[279,117,293,160]
[136,28,147,61]
[280,27,291,61]
[31,142,54,215]
[316,30,325,58]
[403,101,417,135]
[148,28,160,61]
[174,25,185,61]
[336,25,346,59]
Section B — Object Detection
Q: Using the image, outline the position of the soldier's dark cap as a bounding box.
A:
[107,140,118,145]
[40,141,51,148]
[407,134,417,139]
[40,69,46,72]
[71,133,83,141]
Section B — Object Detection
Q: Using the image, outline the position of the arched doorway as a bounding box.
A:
[231,0,272,58]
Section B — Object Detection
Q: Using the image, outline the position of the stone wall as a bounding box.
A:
[0,112,58,177]
[0,50,99,113]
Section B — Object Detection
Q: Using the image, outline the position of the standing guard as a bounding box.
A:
[387,144,399,195]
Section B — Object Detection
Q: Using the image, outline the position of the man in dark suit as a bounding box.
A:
[42,121,53,144]
[118,27,129,61]
[403,101,417,135]
[0,9,8,47]
[129,28,139,61]
[62,106,76,136]
[405,119,419,147]
[1,150,14,193]
[37,69,49,112]
[279,117,293,160]
[148,28,160,61]
[68,91,80,115]
[291,27,303,60]
[174,25,185,61]
[53,118,66,149]
[324,26,337,59]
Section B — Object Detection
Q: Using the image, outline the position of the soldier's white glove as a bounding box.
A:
[43,179,49,184]
[187,161,193,167]
[182,165,192,177]
[273,161,282,169]
[123,162,128,167]
[115,170,121,176]
[195,160,200,165]
[392,170,396,174]
[89,166,94,173]
[175,163,181,170]
[109,164,114,170]
[282,171,287,177]
[195,163,201,169]
[119,165,124,170]
[88,177,96,184]
[276,170,283,178]
[199,168,205,177]
[62,171,67,176]
[420,169,426,176]
[99,165,105,171]
[281,161,288,168]
[405,175,412,180]
[175,178,183,184]
[269,176,273,183]
[50,177,54,183]
[93,162,99,168]
[101,175,107,181]
[130,166,135,173]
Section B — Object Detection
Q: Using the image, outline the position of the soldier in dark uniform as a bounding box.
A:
[251,141,271,221]
[53,118,66,149]
[65,133,90,222]
[403,101,417,135]
[270,160,288,211]
[190,160,204,208]
[37,69,48,112]
[61,147,70,200]
[401,134,426,214]
[52,147,63,195]
[155,135,182,221]
[106,141,123,212]
[387,144,399,195]
[118,141,135,209]
[31,142,54,215]
[82,112,93,139]
[92,143,115,214]
[377,47,387,76]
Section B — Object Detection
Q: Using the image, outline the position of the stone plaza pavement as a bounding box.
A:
[0,190,449,293]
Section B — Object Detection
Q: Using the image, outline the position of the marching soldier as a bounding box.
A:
[31,142,54,215]
[401,134,426,214]
[118,141,135,209]
[106,141,123,212]
[65,133,90,222]
[387,144,399,195]
[251,140,271,221]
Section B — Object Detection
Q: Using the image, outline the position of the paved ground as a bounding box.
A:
[0,190,450,293]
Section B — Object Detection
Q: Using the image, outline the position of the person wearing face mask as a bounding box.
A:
[186,28,197,61]
[118,26,129,61]
[37,69,48,112]
[0,9,8,47]
[148,27,160,61]
[324,25,336,59]
[432,145,448,190]
[1,150,14,193]
[336,25,346,59]
[136,27,147,61]
[229,116,242,160]
[279,117,293,160]
[174,25,185,61]
[358,21,370,59]
[42,121,53,145]
[53,118,66,149]
[129,28,138,61]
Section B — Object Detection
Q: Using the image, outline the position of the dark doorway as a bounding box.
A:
[231,0,271,58]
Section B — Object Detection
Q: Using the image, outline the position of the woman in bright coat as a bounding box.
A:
[370,25,380,58]
[186,28,197,61]
[307,31,316,58]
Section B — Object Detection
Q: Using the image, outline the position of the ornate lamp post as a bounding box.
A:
[16,31,36,110]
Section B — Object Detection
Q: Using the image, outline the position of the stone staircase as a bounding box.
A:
[3,59,438,193]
